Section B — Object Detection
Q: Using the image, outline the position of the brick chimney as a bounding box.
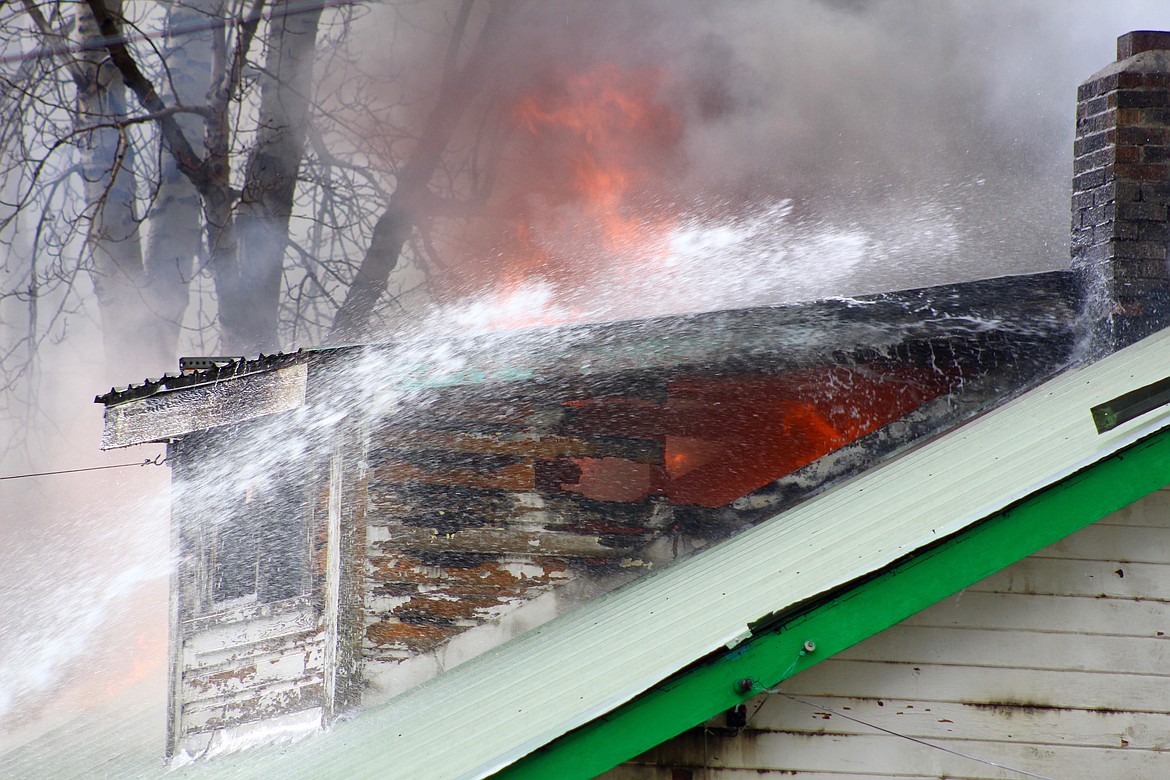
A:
[1073,31,1170,355]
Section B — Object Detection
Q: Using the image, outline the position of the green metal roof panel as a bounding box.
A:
[158,327,1170,780]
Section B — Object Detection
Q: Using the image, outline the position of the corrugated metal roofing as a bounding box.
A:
[154,326,1170,779]
[94,350,312,407]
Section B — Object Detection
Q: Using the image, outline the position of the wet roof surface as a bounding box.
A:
[24,308,1170,780]
[95,271,1076,409]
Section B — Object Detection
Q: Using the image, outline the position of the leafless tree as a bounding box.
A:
[0,0,512,449]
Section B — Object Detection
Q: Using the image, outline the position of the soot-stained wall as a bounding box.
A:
[358,354,1001,677]
[105,271,1076,760]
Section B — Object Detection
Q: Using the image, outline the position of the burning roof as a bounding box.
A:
[96,270,1077,414]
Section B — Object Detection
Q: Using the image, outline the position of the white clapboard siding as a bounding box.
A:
[183,646,326,704]
[784,661,1170,713]
[182,602,318,662]
[612,769,1006,780]
[965,557,1170,599]
[638,731,1166,779]
[833,625,1170,675]
[176,597,324,748]
[184,626,325,674]
[745,696,1170,751]
[1093,487,1170,528]
[902,590,1170,636]
[182,677,323,734]
[617,490,1170,778]
[1029,524,1170,564]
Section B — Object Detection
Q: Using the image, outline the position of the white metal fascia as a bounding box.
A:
[185,328,1170,780]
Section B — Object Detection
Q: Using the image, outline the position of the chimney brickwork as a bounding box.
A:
[1073,31,1170,354]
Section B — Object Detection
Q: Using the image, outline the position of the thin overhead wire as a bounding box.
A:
[0,0,362,67]
[769,690,1057,780]
[0,454,167,481]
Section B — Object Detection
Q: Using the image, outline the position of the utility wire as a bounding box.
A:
[0,0,361,67]
[769,690,1057,780]
[0,455,166,481]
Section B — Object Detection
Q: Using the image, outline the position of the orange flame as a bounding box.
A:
[467,62,680,329]
[558,366,956,508]
[511,62,677,251]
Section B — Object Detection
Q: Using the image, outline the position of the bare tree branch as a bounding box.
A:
[83,0,209,192]
[330,0,508,342]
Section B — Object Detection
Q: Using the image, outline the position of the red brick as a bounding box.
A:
[1143,146,1170,163]
[1115,163,1169,181]
[1118,126,1167,145]
[1116,145,1141,164]
[1117,200,1168,220]
[1117,71,1144,89]
[1117,90,1170,109]
[1118,108,1143,125]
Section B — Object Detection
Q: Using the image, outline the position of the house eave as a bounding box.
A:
[495,421,1170,779]
[164,324,1170,780]
[99,362,308,449]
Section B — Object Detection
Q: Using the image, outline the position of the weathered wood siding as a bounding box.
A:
[612,488,1170,779]
[102,362,307,448]
[166,417,346,759]
[358,358,975,679]
[362,388,671,664]
[177,598,324,746]
[322,423,368,718]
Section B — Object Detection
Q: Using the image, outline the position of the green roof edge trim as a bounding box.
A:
[493,424,1170,780]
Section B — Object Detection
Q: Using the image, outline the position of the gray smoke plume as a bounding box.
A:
[365,0,1168,312]
[2,0,1167,762]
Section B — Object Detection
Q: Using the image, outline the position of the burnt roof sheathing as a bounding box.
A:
[94,270,1078,409]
